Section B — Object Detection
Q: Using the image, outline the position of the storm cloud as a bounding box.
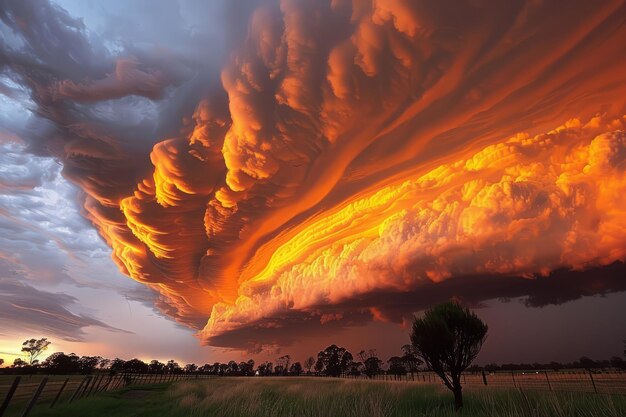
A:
[0,0,625,349]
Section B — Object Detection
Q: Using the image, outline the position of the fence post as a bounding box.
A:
[481,370,488,386]
[544,372,552,391]
[20,377,48,417]
[511,372,517,388]
[86,375,101,397]
[69,376,88,403]
[588,371,598,394]
[50,378,69,408]
[99,375,112,392]
[78,376,93,399]
[0,376,21,417]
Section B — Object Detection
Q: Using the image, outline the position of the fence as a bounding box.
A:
[0,373,212,417]
[350,370,626,395]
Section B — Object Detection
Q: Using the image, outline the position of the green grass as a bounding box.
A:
[26,377,626,417]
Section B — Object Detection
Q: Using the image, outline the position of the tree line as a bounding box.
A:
[1,302,624,411]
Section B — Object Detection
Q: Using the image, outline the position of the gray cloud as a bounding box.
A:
[0,275,130,341]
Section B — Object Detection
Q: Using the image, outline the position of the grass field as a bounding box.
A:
[21,377,626,417]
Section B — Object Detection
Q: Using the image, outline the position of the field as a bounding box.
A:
[18,377,626,417]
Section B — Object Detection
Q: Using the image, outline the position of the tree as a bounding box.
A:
[44,352,80,374]
[21,338,51,365]
[401,344,423,380]
[363,356,383,378]
[149,360,165,373]
[109,358,126,374]
[257,362,273,376]
[348,361,362,376]
[275,355,291,376]
[316,345,353,377]
[13,358,27,367]
[387,356,407,378]
[610,356,626,370]
[227,360,239,374]
[166,360,181,374]
[314,358,324,375]
[184,363,198,373]
[410,301,488,411]
[79,356,101,374]
[0,358,3,367]
[289,362,303,375]
[304,356,315,374]
[579,356,597,370]
[123,358,148,373]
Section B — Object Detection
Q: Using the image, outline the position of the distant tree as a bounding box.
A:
[401,344,423,380]
[314,358,324,375]
[227,360,239,374]
[257,362,273,376]
[304,356,315,374]
[358,349,377,362]
[79,356,101,374]
[245,359,255,375]
[411,301,488,411]
[289,362,303,375]
[387,356,407,378]
[21,338,51,365]
[123,358,148,373]
[98,358,111,370]
[13,358,27,368]
[219,363,229,375]
[363,356,383,378]
[549,362,563,371]
[484,363,500,373]
[44,352,80,374]
[348,361,362,376]
[184,363,198,373]
[316,345,353,377]
[109,358,126,374]
[238,360,254,376]
[0,358,3,367]
[276,355,291,376]
[579,356,597,370]
[610,356,626,370]
[149,360,165,373]
[166,360,181,374]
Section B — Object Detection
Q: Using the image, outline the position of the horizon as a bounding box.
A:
[1,0,625,370]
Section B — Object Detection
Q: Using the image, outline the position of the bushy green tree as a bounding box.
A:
[411,301,488,411]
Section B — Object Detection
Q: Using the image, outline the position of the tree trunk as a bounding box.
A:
[453,383,463,411]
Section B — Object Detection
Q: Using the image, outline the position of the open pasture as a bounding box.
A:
[24,377,626,417]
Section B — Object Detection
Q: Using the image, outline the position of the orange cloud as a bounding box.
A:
[3,0,625,347]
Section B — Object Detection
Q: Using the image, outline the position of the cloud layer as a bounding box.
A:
[1,0,625,349]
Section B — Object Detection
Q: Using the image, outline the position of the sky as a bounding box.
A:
[0,0,625,367]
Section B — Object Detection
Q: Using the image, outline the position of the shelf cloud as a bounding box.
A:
[1,0,625,350]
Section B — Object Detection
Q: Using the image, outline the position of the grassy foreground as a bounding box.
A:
[28,377,626,417]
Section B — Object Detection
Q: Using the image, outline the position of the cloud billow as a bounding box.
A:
[1,0,625,349]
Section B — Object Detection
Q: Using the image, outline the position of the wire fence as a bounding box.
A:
[0,373,213,417]
[348,370,626,395]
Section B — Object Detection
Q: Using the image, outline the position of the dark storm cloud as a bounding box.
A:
[205,262,626,350]
[0,0,625,352]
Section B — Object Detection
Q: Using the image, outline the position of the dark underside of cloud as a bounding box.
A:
[205,262,626,350]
